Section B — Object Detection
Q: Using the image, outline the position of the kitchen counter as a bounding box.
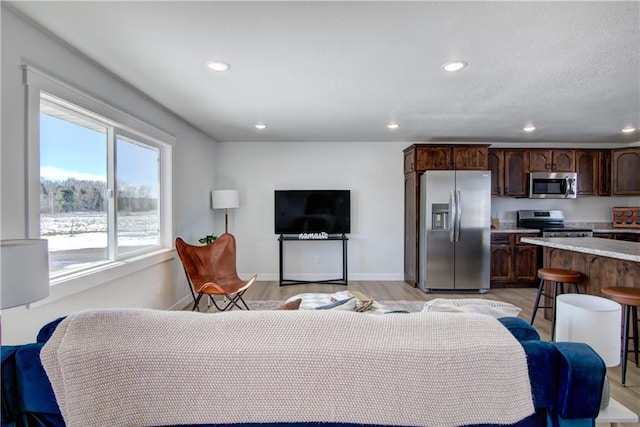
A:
[521,237,640,263]
[491,228,540,234]
[491,227,640,235]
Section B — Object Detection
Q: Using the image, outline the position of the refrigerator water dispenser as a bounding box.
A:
[431,203,449,230]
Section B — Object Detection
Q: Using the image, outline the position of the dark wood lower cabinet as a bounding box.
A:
[490,243,512,282]
[543,246,640,299]
[593,232,640,242]
[403,172,419,285]
[490,233,540,287]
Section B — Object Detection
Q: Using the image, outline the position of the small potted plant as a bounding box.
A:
[198,234,218,245]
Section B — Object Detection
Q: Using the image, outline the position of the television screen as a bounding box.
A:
[274,190,350,234]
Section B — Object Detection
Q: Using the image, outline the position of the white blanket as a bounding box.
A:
[41,308,534,427]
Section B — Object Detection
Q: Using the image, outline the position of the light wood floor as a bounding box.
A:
[241,281,639,422]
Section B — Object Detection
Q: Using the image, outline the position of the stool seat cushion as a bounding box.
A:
[537,268,580,283]
[601,287,640,306]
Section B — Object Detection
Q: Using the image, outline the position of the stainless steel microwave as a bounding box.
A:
[529,172,577,199]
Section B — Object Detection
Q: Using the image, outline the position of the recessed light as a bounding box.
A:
[255,124,267,130]
[621,126,636,133]
[523,125,536,132]
[441,61,467,72]
[387,123,400,130]
[206,61,230,72]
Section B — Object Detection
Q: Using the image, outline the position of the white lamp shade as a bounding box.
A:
[211,190,239,210]
[555,294,621,367]
[1,239,50,309]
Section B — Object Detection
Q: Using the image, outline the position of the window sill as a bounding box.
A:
[28,248,175,308]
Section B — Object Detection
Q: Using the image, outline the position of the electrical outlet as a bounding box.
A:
[314,255,320,264]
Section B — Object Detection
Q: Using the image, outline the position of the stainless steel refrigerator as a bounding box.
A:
[418,170,491,292]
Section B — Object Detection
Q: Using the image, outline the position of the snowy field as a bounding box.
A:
[41,212,158,251]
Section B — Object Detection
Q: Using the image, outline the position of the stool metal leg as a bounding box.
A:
[621,305,630,386]
[572,282,579,294]
[632,306,639,367]
[551,281,559,342]
[530,278,545,325]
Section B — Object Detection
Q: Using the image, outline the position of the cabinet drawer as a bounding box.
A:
[515,233,539,244]
[491,234,514,245]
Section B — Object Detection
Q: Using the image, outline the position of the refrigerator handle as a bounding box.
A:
[455,190,462,242]
[449,190,456,243]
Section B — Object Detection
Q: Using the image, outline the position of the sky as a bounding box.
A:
[40,113,159,194]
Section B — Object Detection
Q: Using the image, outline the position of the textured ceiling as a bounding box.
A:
[7,1,640,144]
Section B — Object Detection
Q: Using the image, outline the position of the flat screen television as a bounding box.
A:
[274,190,350,234]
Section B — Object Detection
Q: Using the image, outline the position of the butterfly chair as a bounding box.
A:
[175,234,257,312]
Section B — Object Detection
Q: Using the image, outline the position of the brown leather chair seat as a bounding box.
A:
[601,286,640,386]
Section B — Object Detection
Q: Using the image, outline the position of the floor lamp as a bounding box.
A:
[211,190,239,234]
[1,239,50,310]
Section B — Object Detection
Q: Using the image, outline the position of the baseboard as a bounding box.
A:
[240,273,405,281]
[167,295,191,311]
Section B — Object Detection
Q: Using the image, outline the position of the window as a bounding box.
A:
[25,66,174,291]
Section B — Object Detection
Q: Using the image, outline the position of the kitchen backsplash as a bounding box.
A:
[496,221,613,230]
[491,195,640,223]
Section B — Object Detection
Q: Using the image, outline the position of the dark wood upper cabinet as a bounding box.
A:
[575,150,599,196]
[503,150,529,197]
[598,150,612,196]
[416,146,453,170]
[453,146,488,170]
[612,148,640,195]
[552,150,575,171]
[488,149,504,195]
[405,144,490,172]
[529,151,552,172]
[529,150,575,172]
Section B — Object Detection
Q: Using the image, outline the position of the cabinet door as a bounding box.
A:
[612,148,640,195]
[593,233,615,240]
[552,150,575,172]
[598,150,612,196]
[529,151,552,172]
[513,245,539,282]
[490,245,513,282]
[503,150,529,196]
[615,233,640,242]
[454,146,488,170]
[575,150,598,195]
[416,146,453,170]
[488,149,504,195]
[404,172,419,285]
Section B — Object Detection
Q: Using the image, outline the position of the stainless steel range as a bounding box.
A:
[517,210,593,237]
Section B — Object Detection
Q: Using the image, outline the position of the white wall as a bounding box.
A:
[215,141,407,281]
[1,7,219,344]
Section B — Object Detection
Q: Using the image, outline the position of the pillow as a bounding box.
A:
[421,298,522,318]
[315,297,355,310]
[274,298,302,310]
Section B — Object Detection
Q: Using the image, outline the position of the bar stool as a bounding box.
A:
[601,287,640,386]
[530,268,581,341]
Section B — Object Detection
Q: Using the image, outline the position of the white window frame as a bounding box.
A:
[24,65,175,305]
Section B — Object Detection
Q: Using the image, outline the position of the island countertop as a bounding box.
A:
[521,237,640,263]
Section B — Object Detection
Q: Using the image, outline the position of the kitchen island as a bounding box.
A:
[521,237,640,297]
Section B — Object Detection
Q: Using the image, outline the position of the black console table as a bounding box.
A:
[278,234,348,286]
